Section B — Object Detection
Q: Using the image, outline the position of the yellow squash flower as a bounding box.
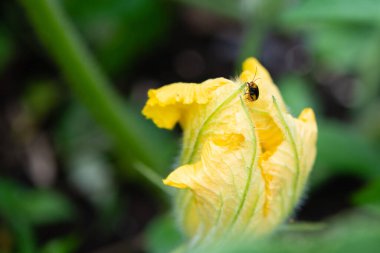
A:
[142,58,317,244]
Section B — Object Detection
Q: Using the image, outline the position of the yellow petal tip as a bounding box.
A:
[240,70,254,83]
[298,108,316,123]
[162,178,187,188]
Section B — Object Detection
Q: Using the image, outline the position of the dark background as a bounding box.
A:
[1,0,380,252]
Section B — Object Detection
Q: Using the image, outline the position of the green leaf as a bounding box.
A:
[353,178,380,206]
[282,0,380,24]
[312,120,380,186]
[278,75,320,117]
[41,235,79,253]
[280,1,380,103]
[22,191,75,225]
[307,24,375,72]
[0,179,75,225]
[145,214,183,253]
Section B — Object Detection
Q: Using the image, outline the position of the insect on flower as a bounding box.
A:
[244,66,259,102]
[245,81,259,101]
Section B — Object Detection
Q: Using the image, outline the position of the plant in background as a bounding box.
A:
[143,58,318,247]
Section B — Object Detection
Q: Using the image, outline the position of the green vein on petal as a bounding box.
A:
[182,84,246,164]
[272,96,301,207]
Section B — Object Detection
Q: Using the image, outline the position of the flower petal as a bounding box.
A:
[164,129,262,240]
[142,78,231,129]
[253,99,317,232]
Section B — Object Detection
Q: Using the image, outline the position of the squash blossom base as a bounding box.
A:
[142,58,317,244]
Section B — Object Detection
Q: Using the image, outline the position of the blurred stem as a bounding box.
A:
[237,22,268,66]
[237,0,284,69]
[134,162,173,196]
[18,0,165,190]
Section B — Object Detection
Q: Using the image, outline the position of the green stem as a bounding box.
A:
[18,0,163,179]
[134,162,173,196]
[236,0,284,70]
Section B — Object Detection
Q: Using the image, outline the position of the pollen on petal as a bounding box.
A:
[210,133,245,150]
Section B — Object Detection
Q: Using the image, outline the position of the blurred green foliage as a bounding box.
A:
[0,26,13,73]
[41,235,79,253]
[0,179,76,253]
[0,0,379,252]
[147,209,380,253]
[354,179,380,207]
[22,80,61,122]
[144,0,380,251]
[145,214,183,253]
[193,212,380,253]
[281,0,380,106]
[63,0,171,75]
